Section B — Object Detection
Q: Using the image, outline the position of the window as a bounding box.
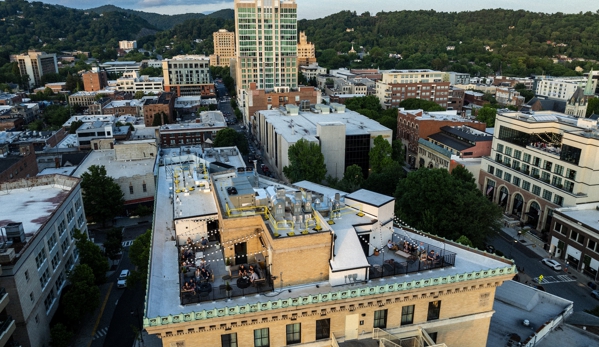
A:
[61,238,70,255]
[532,185,541,196]
[40,268,50,289]
[504,157,511,167]
[428,332,438,343]
[495,168,503,179]
[504,173,511,182]
[552,176,562,187]
[560,144,581,165]
[571,231,585,244]
[496,143,504,153]
[505,147,512,156]
[286,323,301,345]
[78,214,85,228]
[427,301,441,321]
[564,180,574,193]
[512,176,520,187]
[522,181,531,191]
[553,195,564,206]
[588,239,598,252]
[36,249,47,269]
[541,171,550,182]
[554,164,564,176]
[56,271,65,292]
[129,185,134,194]
[488,166,495,175]
[522,163,530,173]
[544,160,552,171]
[315,319,330,340]
[143,183,147,193]
[254,328,269,347]
[75,198,82,211]
[47,233,57,251]
[522,153,531,163]
[57,220,66,234]
[44,289,55,312]
[221,333,238,347]
[566,168,577,180]
[401,305,415,325]
[512,160,520,171]
[532,157,541,167]
[542,189,552,201]
[374,309,388,329]
[495,153,503,163]
[25,270,30,282]
[513,150,522,160]
[35,315,39,324]
[51,252,60,270]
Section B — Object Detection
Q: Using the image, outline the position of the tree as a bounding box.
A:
[151,113,162,126]
[476,106,497,127]
[133,91,145,99]
[103,227,123,264]
[61,264,100,325]
[399,98,445,111]
[212,128,249,155]
[282,139,327,183]
[74,229,109,284]
[455,235,474,247]
[394,168,502,247]
[369,135,393,174]
[80,165,124,227]
[362,161,404,195]
[50,323,73,347]
[586,97,599,117]
[330,164,365,193]
[129,229,152,288]
[69,120,84,134]
[392,140,406,164]
[450,165,476,187]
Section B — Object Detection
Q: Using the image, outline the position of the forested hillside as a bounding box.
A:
[88,5,208,30]
[298,9,599,76]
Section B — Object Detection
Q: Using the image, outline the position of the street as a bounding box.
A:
[489,231,598,313]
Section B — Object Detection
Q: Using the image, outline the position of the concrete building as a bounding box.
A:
[75,121,128,150]
[115,71,164,94]
[162,55,213,97]
[254,103,392,179]
[535,75,597,102]
[299,63,326,80]
[99,61,140,74]
[0,264,17,346]
[210,29,236,67]
[82,68,108,92]
[234,0,298,91]
[445,72,470,86]
[396,109,486,168]
[158,111,227,147]
[142,149,516,347]
[119,40,137,50]
[0,175,87,347]
[297,31,316,67]
[73,141,157,210]
[12,51,58,89]
[479,111,599,232]
[495,87,525,107]
[68,90,116,107]
[376,69,450,109]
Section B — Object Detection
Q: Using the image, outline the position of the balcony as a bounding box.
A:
[0,316,16,347]
[0,288,7,313]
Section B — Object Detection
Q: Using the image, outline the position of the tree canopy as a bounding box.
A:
[369,135,393,174]
[476,106,497,127]
[394,168,502,247]
[80,165,124,226]
[212,128,249,155]
[61,264,100,325]
[399,98,445,111]
[282,139,327,183]
[129,228,152,288]
[73,229,109,285]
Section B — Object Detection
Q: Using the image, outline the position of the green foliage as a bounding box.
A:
[394,168,502,247]
[369,135,393,174]
[133,204,153,216]
[133,91,145,99]
[450,165,476,186]
[43,105,71,129]
[345,95,383,113]
[27,119,44,131]
[362,161,405,195]
[514,83,535,102]
[69,120,84,134]
[585,305,599,318]
[139,66,163,77]
[327,164,364,193]
[103,228,123,262]
[151,113,163,126]
[80,165,125,227]
[392,140,406,163]
[129,229,152,288]
[476,106,497,127]
[455,235,474,247]
[212,128,249,155]
[399,98,445,111]
[50,323,73,347]
[283,139,327,183]
[73,230,109,285]
[587,97,599,117]
[62,264,101,325]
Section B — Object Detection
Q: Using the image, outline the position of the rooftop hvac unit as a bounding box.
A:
[5,222,25,243]
[300,100,311,111]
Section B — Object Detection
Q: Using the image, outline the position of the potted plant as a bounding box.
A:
[373,248,380,256]
[225,281,232,298]
[225,258,231,272]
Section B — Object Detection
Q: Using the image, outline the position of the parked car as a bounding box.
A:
[591,290,599,300]
[541,258,562,271]
[589,281,598,290]
[117,269,130,288]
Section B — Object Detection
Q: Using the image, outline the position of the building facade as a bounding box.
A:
[0,175,87,347]
[535,75,597,102]
[0,143,38,183]
[162,55,214,97]
[297,31,316,67]
[376,70,450,109]
[479,111,599,232]
[210,29,236,67]
[234,0,298,91]
[12,51,58,89]
[242,83,320,124]
[116,71,164,94]
[119,40,137,50]
[82,69,108,92]
[142,93,175,126]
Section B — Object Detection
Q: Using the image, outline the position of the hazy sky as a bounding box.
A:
[36,0,599,20]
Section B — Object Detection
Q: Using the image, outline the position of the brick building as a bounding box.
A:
[82,68,108,92]
[447,86,465,114]
[157,111,226,147]
[242,83,320,124]
[0,144,38,183]
[142,92,175,126]
[397,109,486,167]
[375,69,450,109]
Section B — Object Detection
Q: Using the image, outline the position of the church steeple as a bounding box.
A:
[584,68,595,96]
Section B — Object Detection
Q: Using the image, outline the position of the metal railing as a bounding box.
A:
[0,316,14,334]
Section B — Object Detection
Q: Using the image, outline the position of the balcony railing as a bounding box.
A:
[0,316,14,335]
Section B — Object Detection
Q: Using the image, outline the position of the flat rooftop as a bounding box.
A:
[72,149,156,179]
[554,203,599,231]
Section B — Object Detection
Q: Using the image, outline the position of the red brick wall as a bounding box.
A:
[0,145,38,183]
[248,87,319,116]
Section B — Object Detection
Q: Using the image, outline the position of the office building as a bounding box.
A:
[445,72,470,86]
[0,175,87,347]
[376,70,450,109]
[82,68,108,92]
[115,71,164,94]
[535,74,597,102]
[162,55,214,97]
[158,111,226,148]
[254,103,392,179]
[234,0,298,91]
[143,148,516,347]
[210,29,236,67]
[299,63,326,80]
[119,40,137,50]
[479,111,599,232]
[297,31,316,67]
[12,51,58,89]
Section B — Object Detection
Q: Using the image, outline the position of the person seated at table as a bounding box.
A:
[249,269,259,283]
[387,240,399,251]
[182,282,193,292]
[403,241,410,253]
[199,268,210,281]
[238,264,248,278]
[434,252,441,264]
[200,237,208,248]
[186,237,193,245]
[198,258,207,269]
[427,250,435,263]
[249,265,260,278]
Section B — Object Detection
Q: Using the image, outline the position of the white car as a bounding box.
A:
[541,259,562,271]
[117,269,130,288]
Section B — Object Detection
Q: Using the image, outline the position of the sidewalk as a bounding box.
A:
[499,225,589,286]
[132,331,162,347]
[71,282,113,347]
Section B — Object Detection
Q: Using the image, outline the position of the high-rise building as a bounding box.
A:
[12,51,58,89]
[82,67,108,92]
[210,29,236,67]
[234,0,298,91]
[297,31,316,67]
[162,55,214,97]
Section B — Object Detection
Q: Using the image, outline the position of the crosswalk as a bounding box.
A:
[122,240,133,247]
[93,327,108,340]
[534,275,576,284]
